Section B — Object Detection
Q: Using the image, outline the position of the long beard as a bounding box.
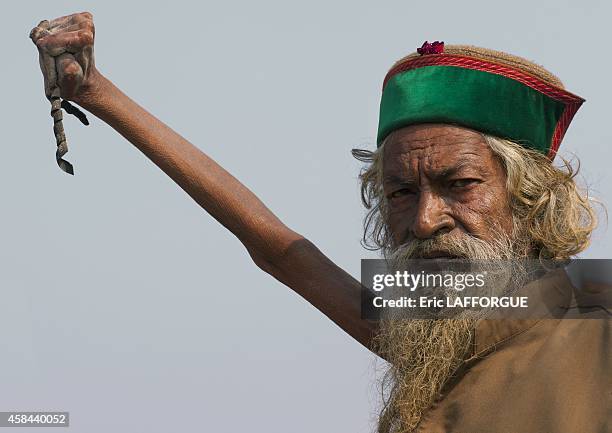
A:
[375,317,474,433]
[375,221,529,433]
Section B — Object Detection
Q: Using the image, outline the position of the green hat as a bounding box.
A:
[377,42,585,158]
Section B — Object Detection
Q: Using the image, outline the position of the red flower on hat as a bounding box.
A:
[417,41,444,55]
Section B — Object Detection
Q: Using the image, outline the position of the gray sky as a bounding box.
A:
[1,1,610,432]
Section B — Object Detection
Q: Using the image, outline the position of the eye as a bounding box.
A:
[388,188,415,199]
[450,178,481,189]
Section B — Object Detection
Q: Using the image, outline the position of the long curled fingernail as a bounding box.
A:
[61,100,89,126]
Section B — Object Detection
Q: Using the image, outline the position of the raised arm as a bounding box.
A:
[30,12,377,350]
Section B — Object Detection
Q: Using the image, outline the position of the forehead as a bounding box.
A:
[383,124,493,175]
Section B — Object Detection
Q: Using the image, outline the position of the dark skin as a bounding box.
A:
[30,12,515,352]
[383,125,514,253]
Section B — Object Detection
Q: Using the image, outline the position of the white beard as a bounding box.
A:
[375,225,530,433]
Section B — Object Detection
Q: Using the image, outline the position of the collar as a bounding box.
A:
[469,268,575,358]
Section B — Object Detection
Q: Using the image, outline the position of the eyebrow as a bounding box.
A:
[383,160,482,184]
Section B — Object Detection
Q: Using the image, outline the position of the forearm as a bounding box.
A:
[78,72,378,351]
[32,12,379,354]
[79,73,300,260]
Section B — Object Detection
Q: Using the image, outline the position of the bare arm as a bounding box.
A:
[85,75,377,348]
[31,12,378,350]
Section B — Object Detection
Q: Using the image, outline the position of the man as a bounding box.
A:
[30,13,610,433]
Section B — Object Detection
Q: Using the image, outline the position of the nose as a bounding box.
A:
[412,190,454,239]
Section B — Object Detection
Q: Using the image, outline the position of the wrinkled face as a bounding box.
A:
[383,124,513,254]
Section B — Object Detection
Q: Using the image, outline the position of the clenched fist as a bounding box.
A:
[30,11,98,103]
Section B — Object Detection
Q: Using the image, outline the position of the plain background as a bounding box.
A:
[1,1,610,432]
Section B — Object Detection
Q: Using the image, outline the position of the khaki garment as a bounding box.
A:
[414,269,612,433]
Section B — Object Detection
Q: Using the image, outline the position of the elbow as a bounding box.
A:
[246,234,312,280]
[248,248,278,276]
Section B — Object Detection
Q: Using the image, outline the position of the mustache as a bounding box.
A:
[398,235,472,259]
[385,216,527,263]
[387,232,512,261]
